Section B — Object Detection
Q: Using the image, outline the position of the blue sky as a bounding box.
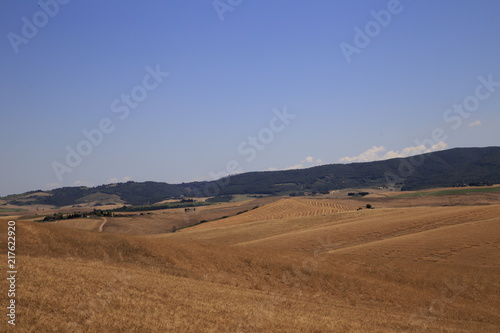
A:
[1,0,499,196]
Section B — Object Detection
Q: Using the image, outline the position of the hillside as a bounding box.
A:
[185,197,358,231]
[2,146,500,207]
[3,192,499,332]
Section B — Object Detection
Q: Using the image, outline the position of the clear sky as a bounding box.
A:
[1,0,499,196]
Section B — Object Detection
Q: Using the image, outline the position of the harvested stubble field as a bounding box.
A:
[1,191,499,332]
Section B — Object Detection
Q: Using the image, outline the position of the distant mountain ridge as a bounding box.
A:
[4,147,500,207]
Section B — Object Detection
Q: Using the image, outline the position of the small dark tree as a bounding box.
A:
[366,204,372,209]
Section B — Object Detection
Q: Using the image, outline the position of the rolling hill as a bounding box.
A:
[3,190,499,332]
[2,146,500,207]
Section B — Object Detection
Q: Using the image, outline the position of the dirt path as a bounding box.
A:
[98,217,107,232]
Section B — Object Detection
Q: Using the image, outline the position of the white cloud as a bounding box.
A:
[468,120,481,127]
[187,175,210,182]
[107,176,132,184]
[284,163,305,170]
[339,146,385,163]
[46,182,62,189]
[274,156,324,171]
[73,180,94,187]
[47,181,96,189]
[340,141,448,163]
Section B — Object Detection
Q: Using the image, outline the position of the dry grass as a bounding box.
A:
[184,197,357,232]
[53,217,103,232]
[99,197,280,235]
[1,193,499,332]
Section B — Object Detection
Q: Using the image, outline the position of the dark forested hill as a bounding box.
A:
[4,147,500,207]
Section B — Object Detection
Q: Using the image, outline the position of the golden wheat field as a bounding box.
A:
[1,191,500,332]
